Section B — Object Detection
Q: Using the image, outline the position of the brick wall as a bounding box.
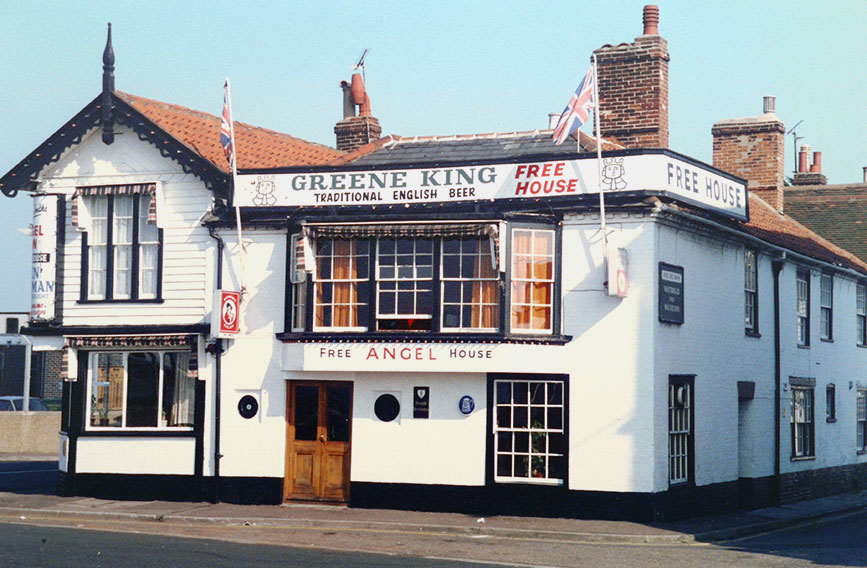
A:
[41,350,63,399]
[334,116,382,153]
[594,35,669,148]
[712,118,786,210]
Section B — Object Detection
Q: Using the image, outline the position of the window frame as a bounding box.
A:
[796,270,810,347]
[790,382,815,459]
[820,273,833,341]
[826,383,836,422]
[298,222,559,337]
[85,349,195,431]
[79,194,163,303]
[856,283,866,347]
[375,237,435,330]
[488,373,568,486]
[508,226,557,335]
[669,375,695,485]
[744,249,758,335]
[857,389,867,453]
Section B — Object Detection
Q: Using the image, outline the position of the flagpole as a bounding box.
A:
[225,78,248,296]
[592,53,609,264]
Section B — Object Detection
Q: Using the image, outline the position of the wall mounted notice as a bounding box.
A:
[659,263,684,325]
[31,194,58,322]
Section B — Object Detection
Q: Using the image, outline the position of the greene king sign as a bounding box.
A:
[236,152,748,221]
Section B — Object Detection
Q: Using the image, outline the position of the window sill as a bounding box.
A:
[79,429,195,438]
[277,331,572,345]
[77,298,165,304]
[857,449,867,455]
[820,338,834,343]
[827,418,837,423]
[790,455,816,462]
[797,344,811,349]
[858,344,867,349]
[745,330,761,339]
[493,477,564,487]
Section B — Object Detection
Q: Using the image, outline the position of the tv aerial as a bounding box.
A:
[787,120,804,175]
[352,48,368,83]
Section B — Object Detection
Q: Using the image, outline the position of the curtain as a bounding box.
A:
[470,237,499,328]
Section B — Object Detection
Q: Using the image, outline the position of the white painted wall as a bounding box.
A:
[75,437,196,474]
[39,125,214,326]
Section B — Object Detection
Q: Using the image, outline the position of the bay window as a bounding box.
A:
[88,350,195,429]
[295,222,557,336]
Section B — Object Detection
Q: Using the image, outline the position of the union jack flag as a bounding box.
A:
[221,79,235,167]
[552,65,595,146]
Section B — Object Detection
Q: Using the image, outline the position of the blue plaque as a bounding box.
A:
[459,395,475,415]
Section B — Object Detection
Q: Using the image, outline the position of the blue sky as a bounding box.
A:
[1,0,865,311]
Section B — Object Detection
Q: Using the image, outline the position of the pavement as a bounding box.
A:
[2,454,867,545]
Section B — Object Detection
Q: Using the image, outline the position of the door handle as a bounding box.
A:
[319,434,326,442]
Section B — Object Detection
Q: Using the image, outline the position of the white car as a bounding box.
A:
[0,396,48,411]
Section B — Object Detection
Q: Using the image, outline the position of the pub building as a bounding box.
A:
[4,7,867,521]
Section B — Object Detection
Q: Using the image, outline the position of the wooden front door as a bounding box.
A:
[284,381,352,502]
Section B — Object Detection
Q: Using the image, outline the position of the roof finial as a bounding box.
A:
[102,22,115,145]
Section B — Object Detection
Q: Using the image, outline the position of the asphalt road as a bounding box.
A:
[1,510,866,568]
[0,522,504,568]
[0,461,57,494]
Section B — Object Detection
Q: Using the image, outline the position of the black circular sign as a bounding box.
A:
[238,395,259,419]
[374,394,400,422]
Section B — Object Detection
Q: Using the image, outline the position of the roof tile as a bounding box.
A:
[116,91,344,172]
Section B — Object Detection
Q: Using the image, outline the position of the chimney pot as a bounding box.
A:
[810,151,822,173]
[763,95,775,115]
[798,145,810,173]
[548,112,561,130]
[642,5,659,35]
[863,167,867,184]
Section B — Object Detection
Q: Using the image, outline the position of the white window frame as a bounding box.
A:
[84,194,160,301]
[797,271,810,346]
[289,234,307,332]
[312,237,369,332]
[493,378,565,485]
[857,389,867,452]
[86,350,194,431]
[744,249,758,333]
[510,228,555,334]
[440,235,500,332]
[791,386,815,458]
[856,284,866,346]
[669,379,693,484]
[820,273,833,341]
[375,237,434,328]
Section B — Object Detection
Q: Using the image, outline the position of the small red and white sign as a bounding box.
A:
[212,290,241,338]
[607,248,629,298]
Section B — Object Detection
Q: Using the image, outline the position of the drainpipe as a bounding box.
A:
[772,256,784,505]
[208,226,224,503]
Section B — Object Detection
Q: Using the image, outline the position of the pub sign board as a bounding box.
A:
[659,263,684,325]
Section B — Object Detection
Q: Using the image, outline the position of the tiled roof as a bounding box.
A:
[741,192,867,274]
[346,129,622,167]
[116,92,344,172]
[783,184,867,264]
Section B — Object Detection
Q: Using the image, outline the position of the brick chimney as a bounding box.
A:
[712,96,786,211]
[334,73,382,152]
[792,145,827,185]
[593,5,669,148]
